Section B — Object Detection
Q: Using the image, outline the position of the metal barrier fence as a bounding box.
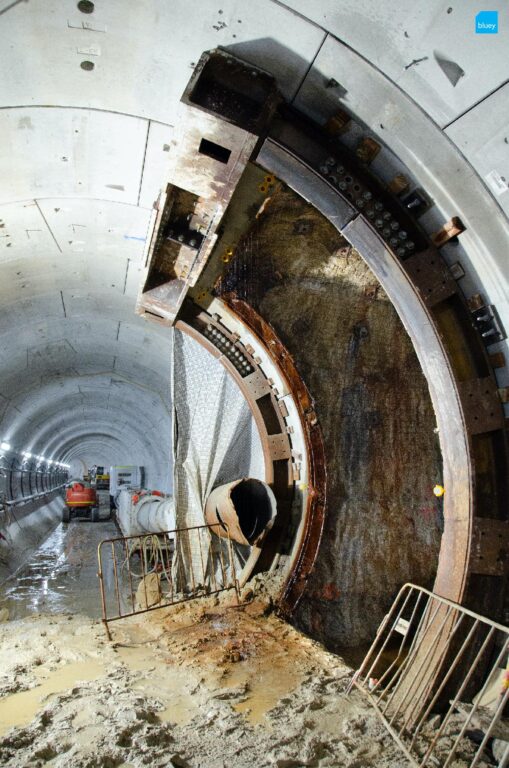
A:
[97,523,240,639]
[348,583,509,768]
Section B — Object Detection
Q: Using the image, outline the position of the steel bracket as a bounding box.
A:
[403,249,457,306]
[471,518,509,576]
[458,377,505,434]
[267,433,292,461]
[243,370,271,400]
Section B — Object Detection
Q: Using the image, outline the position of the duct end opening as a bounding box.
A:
[230,478,276,543]
[205,478,277,547]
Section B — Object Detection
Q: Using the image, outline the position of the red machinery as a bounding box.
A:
[63,481,99,523]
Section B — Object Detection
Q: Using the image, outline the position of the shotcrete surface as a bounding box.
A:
[218,186,443,647]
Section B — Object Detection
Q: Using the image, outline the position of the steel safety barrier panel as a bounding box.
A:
[348,583,509,768]
[97,523,240,640]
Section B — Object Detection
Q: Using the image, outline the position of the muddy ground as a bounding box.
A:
[1,588,495,768]
[0,513,495,768]
[0,512,411,768]
[0,588,412,768]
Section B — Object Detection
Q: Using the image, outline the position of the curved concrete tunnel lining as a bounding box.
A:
[10,386,171,442]
[1,380,173,490]
[0,0,506,693]
[0,6,508,765]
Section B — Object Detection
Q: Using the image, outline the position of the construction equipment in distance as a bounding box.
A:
[63,481,101,523]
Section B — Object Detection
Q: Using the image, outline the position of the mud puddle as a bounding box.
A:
[0,659,106,736]
[115,644,202,727]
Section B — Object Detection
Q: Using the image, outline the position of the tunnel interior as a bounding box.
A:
[0,2,508,766]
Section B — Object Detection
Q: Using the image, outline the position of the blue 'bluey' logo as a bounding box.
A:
[475,10,498,33]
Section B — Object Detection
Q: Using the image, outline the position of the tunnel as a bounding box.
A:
[0,2,508,767]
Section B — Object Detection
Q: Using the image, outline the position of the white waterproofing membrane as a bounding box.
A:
[171,328,266,584]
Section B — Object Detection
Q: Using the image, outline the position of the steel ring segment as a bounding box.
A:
[175,300,326,611]
[253,119,508,620]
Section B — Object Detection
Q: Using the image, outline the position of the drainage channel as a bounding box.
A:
[0,492,117,620]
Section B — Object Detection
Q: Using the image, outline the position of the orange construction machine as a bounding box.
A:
[63,481,100,523]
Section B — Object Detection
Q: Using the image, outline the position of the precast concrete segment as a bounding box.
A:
[0,494,65,583]
[0,1,325,120]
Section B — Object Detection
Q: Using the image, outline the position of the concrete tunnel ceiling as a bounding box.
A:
[0,1,508,624]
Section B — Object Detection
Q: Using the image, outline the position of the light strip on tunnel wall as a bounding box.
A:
[0,442,68,471]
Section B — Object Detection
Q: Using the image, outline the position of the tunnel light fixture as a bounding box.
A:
[0,441,11,451]
[22,451,32,459]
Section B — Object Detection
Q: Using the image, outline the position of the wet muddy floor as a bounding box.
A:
[1,492,116,621]
[0,497,437,767]
[0,507,414,767]
[0,594,413,768]
[0,499,487,767]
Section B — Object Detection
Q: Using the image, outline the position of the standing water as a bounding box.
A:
[0,493,117,620]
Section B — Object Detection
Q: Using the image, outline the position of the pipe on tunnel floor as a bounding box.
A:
[117,490,176,537]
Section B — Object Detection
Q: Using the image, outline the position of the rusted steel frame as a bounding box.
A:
[207,526,220,592]
[96,541,111,640]
[199,295,327,616]
[255,130,509,628]
[111,541,122,618]
[136,49,279,326]
[124,537,135,615]
[257,126,507,584]
[197,527,206,584]
[98,522,232,547]
[175,306,300,591]
[97,525,240,638]
[256,134,473,598]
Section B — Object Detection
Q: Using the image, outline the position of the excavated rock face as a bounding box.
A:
[220,185,442,647]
